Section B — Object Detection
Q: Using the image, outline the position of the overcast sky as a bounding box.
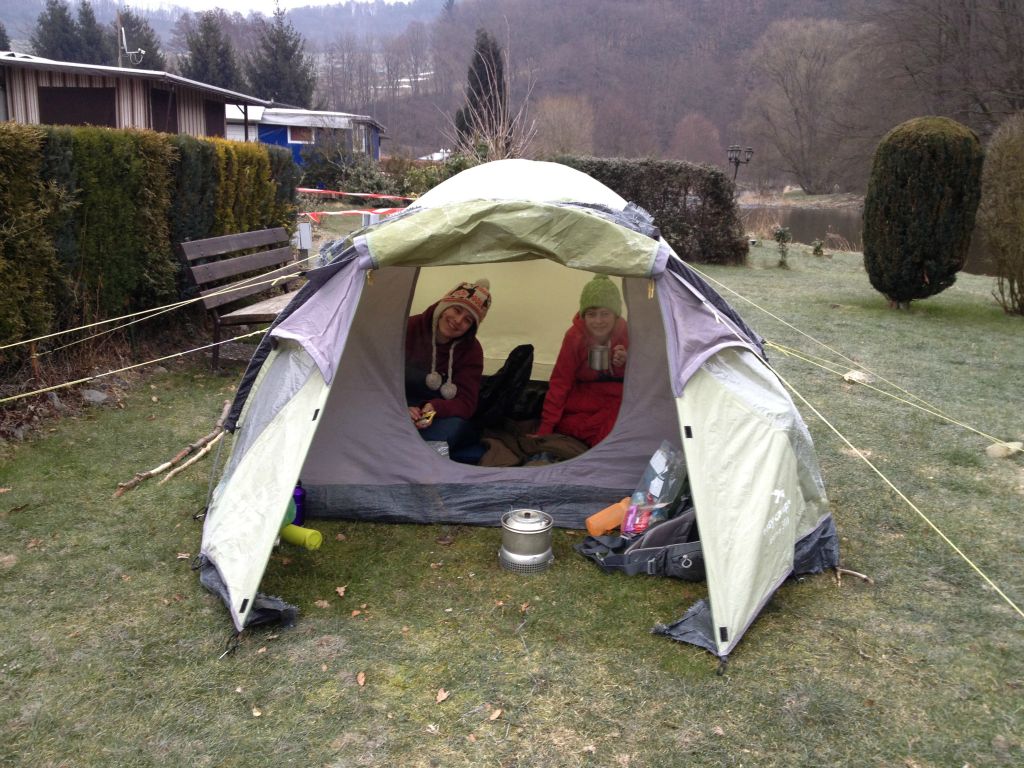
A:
[132,0,397,15]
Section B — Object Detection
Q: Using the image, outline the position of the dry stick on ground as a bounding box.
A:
[114,400,231,497]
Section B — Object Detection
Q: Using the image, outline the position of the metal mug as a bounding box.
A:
[588,345,610,370]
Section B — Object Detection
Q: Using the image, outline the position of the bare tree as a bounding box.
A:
[857,0,1024,137]
[667,113,724,166]
[530,95,595,157]
[740,19,877,193]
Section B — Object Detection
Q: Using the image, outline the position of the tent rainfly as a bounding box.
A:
[197,159,839,660]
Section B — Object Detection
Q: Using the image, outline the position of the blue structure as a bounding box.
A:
[226,107,385,165]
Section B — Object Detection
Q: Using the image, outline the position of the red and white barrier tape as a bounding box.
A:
[296,187,416,202]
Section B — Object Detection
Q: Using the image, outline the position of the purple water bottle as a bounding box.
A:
[292,481,306,526]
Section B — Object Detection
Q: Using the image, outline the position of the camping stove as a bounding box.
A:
[499,509,554,574]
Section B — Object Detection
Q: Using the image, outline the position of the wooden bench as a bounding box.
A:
[178,227,302,368]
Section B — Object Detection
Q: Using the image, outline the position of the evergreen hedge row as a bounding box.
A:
[0,125,300,368]
[555,156,748,265]
[0,124,64,347]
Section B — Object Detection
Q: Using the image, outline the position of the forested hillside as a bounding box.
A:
[6,0,1023,191]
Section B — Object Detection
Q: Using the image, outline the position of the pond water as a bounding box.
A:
[739,205,997,276]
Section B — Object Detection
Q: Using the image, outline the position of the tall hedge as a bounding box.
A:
[167,134,218,246]
[0,125,300,371]
[0,124,64,351]
[862,117,984,307]
[977,113,1024,316]
[555,156,748,265]
[42,127,177,323]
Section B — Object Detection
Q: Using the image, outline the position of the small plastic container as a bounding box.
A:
[292,481,306,526]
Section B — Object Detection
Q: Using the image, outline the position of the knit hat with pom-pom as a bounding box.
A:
[426,278,492,399]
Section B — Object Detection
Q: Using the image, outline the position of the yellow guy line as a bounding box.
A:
[1,253,318,354]
[682,266,1022,619]
[690,265,1016,449]
[0,328,265,405]
[767,341,1010,447]
[769,362,1023,620]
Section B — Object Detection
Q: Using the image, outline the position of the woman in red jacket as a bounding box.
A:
[405,278,492,463]
[537,274,628,447]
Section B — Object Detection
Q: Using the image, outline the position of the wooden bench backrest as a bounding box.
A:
[179,227,298,311]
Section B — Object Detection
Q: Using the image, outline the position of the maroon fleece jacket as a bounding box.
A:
[405,302,484,420]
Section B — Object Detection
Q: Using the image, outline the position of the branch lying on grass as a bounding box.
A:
[835,567,875,586]
[114,400,231,497]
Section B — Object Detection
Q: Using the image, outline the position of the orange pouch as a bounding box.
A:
[585,497,630,537]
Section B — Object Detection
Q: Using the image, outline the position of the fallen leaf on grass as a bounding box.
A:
[0,488,10,493]
[426,724,439,734]
[0,554,17,570]
[351,609,362,617]
[840,446,872,459]
[467,733,476,743]
[252,707,262,717]
[279,557,292,566]
[176,552,190,560]
[26,538,43,550]
[121,573,131,582]
[430,562,443,569]
[335,533,347,541]
[435,688,450,703]
[314,599,331,609]
[489,708,502,721]
[321,664,328,672]
[712,726,725,736]
[520,602,530,613]
[357,671,366,687]
[335,585,347,598]
[256,647,267,654]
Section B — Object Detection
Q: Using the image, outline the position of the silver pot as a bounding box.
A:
[499,509,554,574]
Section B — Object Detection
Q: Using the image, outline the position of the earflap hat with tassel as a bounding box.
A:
[425,278,492,399]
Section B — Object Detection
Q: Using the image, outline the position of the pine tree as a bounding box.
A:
[0,21,11,51]
[31,0,81,62]
[181,11,242,92]
[454,28,507,144]
[115,8,166,71]
[76,1,114,66]
[245,7,316,107]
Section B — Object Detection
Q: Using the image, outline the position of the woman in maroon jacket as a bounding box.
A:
[405,278,492,463]
[537,274,628,447]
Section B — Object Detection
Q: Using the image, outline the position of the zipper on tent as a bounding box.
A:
[684,426,693,439]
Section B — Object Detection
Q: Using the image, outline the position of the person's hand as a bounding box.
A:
[411,403,436,429]
[612,345,627,368]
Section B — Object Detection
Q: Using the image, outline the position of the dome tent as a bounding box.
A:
[198,159,839,660]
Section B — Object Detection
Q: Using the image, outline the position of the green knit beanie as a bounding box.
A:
[579,274,622,316]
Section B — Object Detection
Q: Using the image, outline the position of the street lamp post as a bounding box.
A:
[727,145,754,181]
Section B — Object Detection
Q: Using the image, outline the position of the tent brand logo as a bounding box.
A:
[763,489,792,546]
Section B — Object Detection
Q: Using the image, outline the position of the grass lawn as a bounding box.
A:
[1,246,1021,767]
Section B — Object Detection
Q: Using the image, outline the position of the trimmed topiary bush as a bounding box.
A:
[977,112,1024,316]
[862,117,984,308]
[555,156,748,265]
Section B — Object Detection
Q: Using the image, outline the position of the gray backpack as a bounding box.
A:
[575,506,705,582]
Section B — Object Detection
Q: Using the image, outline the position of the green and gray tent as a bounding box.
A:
[198,159,838,659]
